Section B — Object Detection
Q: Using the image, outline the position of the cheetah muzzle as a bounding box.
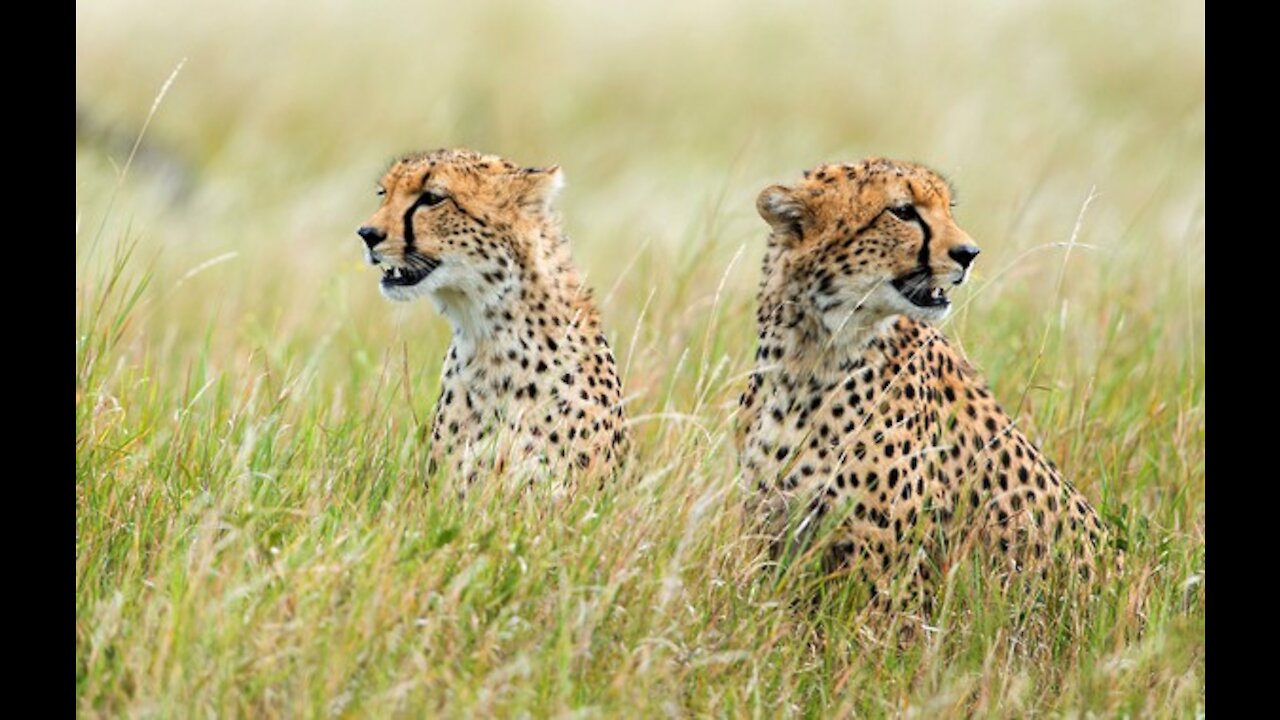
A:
[890,267,952,309]
[378,252,440,292]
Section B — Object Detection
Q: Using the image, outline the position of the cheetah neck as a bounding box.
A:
[760,309,902,380]
[432,286,498,350]
[437,224,593,368]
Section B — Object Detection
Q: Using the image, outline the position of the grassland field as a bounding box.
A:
[76,1,1204,716]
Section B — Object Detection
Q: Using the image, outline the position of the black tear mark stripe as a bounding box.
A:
[915,216,932,268]
[402,195,491,251]
[854,208,932,268]
[402,193,438,252]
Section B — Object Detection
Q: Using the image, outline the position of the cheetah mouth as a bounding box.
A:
[379,257,440,288]
[891,269,950,308]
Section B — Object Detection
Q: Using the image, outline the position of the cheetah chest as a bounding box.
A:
[743,355,952,551]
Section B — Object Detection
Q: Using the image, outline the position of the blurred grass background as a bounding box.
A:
[76,0,1204,716]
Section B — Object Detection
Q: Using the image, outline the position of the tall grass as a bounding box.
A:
[76,0,1204,715]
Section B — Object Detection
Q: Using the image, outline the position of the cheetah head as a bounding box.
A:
[756,157,979,335]
[356,148,564,304]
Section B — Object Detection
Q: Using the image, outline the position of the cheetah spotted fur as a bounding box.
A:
[737,158,1108,614]
[358,149,627,482]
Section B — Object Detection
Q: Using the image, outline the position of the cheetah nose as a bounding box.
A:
[357,226,386,249]
[949,244,980,269]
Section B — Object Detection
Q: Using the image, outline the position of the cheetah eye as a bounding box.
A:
[421,190,447,207]
[889,204,918,222]
[376,187,386,197]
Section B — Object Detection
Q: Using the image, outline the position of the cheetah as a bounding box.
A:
[357,149,627,482]
[737,158,1108,615]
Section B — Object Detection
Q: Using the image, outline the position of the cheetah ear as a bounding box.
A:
[757,184,809,246]
[517,165,565,211]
